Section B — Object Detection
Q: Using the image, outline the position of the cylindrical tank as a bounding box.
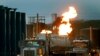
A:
[49,34,71,54]
[50,34,71,47]
[10,9,16,56]
[21,13,26,40]
[16,12,21,54]
[5,7,11,56]
[0,5,26,56]
[0,5,6,56]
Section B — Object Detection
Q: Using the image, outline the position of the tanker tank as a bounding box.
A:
[50,34,71,48]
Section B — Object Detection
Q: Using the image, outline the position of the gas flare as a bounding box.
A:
[59,6,77,35]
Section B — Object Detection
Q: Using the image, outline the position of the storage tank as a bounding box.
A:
[5,7,11,56]
[21,13,26,40]
[16,12,21,54]
[0,5,6,56]
[10,9,17,56]
[0,5,26,56]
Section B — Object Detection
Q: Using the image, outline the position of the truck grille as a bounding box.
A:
[24,50,35,56]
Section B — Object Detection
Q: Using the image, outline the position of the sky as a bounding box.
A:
[1,0,100,23]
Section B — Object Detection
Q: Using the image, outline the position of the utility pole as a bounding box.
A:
[90,26,93,42]
[36,13,39,37]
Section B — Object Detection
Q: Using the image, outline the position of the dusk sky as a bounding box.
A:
[1,0,100,23]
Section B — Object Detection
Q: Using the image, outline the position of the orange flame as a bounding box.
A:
[40,30,52,34]
[59,6,77,35]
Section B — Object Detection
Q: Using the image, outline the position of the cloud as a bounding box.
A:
[76,0,100,19]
